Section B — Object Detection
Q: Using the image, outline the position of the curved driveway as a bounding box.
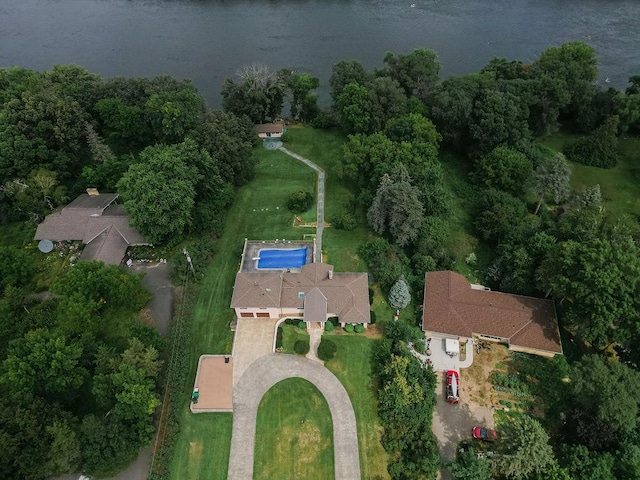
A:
[228,354,360,480]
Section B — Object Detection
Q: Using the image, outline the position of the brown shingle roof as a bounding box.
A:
[422,271,562,355]
[255,121,284,135]
[33,194,147,265]
[231,263,371,324]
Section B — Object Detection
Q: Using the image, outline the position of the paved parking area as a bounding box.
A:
[426,335,474,372]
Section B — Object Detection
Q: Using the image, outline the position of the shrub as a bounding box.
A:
[324,321,335,332]
[275,327,283,349]
[340,212,357,231]
[344,323,355,333]
[369,310,377,324]
[318,338,337,361]
[294,339,310,355]
[564,115,619,168]
[298,321,306,330]
[287,190,314,213]
[354,324,365,333]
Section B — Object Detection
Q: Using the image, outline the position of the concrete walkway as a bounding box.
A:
[306,323,324,363]
[279,146,325,262]
[228,354,361,480]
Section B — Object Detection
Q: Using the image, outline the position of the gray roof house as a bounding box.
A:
[34,191,148,265]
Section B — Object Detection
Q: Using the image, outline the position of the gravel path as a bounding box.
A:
[228,354,360,480]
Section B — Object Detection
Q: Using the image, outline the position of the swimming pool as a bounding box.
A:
[257,248,308,269]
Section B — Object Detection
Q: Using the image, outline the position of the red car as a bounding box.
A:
[446,370,459,403]
[472,426,498,442]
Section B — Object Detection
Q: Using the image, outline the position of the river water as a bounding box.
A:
[1,0,639,107]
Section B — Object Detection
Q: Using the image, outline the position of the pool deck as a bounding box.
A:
[240,240,314,273]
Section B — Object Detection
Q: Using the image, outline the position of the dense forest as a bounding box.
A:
[0,67,257,478]
[2,39,640,479]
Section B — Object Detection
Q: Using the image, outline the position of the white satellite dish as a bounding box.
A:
[38,239,54,253]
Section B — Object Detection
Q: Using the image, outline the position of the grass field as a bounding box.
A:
[280,323,310,354]
[254,378,334,479]
[324,335,390,479]
[169,148,316,480]
[539,134,640,218]
[284,128,377,271]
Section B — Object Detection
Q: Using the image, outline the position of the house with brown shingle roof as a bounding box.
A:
[254,119,286,139]
[422,271,562,357]
[231,262,370,327]
[34,191,148,266]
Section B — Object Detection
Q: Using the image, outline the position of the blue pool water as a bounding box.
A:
[257,248,307,269]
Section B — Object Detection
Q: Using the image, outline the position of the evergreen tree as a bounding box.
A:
[388,275,411,309]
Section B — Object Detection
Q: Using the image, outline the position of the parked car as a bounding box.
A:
[446,370,459,403]
[472,426,498,442]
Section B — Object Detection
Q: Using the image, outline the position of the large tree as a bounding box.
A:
[567,355,640,444]
[329,59,369,103]
[367,166,424,247]
[493,415,555,479]
[221,64,285,123]
[530,152,571,214]
[472,146,533,194]
[537,237,640,347]
[117,142,197,243]
[383,48,440,100]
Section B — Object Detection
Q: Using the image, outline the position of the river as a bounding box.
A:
[1,0,639,108]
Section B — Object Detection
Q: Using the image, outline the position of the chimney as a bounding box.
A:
[86,188,100,196]
[328,270,333,280]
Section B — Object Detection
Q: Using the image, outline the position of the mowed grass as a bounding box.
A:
[284,127,375,271]
[540,134,640,218]
[324,335,390,479]
[280,323,309,354]
[254,378,334,480]
[169,148,316,480]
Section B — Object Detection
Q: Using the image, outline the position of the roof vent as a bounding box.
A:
[328,270,333,280]
[266,288,271,292]
[298,291,305,299]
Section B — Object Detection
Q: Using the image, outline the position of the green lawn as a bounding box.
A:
[170,128,390,480]
[169,148,316,480]
[324,335,390,479]
[279,323,310,354]
[539,134,640,218]
[284,127,375,270]
[254,378,334,479]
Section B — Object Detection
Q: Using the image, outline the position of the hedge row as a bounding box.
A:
[148,285,196,480]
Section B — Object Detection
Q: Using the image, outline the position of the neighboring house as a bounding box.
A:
[422,271,562,357]
[34,190,148,266]
[231,263,370,327]
[255,119,286,139]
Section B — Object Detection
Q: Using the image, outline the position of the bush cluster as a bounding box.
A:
[287,189,314,213]
[318,338,337,361]
[294,339,310,355]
